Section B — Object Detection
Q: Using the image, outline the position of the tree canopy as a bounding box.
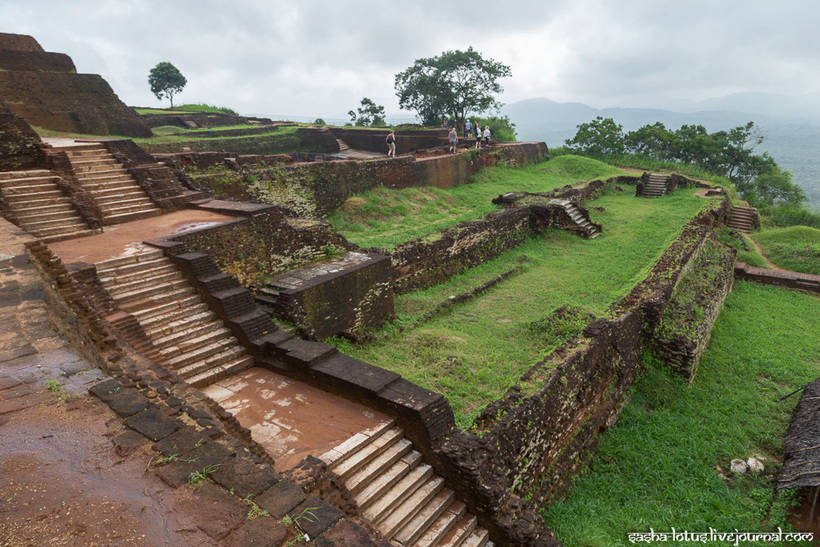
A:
[348,97,386,127]
[394,47,511,126]
[148,62,187,108]
[565,117,807,209]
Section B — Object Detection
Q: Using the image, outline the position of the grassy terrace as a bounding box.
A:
[329,155,627,249]
[544,281,820,545]
[331,162,713,428]
[753,225,820,275]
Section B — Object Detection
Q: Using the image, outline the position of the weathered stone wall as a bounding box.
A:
[0,70,151,137]
[139,127,340,154]
[653,237,736,381]
[329,127,449,153]
[388,207,534,293]
[734,262,820,293]
[170,208,355,288]
[0,100,44,171]
[266,253,394,341]
[192,142,548,216]
[0,49,76,72]
[0,32,44,52]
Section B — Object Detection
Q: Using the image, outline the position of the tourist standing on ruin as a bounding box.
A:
[475,122,482,149]
[449,126,458,154]
[483,125,491,146]
[464,118,472,138]
[386,130,396,158]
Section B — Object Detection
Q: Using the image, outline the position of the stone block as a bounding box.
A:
[210,455,280,499]
[289,497,343,539]
[255,479,306,519]
[124,406,180,441]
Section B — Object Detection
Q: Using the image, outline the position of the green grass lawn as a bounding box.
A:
[752,226,820,275]
[543,281,820,546]
[332,186,710,427]
[328,155,628,249]
[716,227,768,268]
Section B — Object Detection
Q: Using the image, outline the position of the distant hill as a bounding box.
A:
[504,98,820,210]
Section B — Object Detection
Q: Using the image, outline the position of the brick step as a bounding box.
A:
[0,169,52,180]
[177,347,250,380]
[121,287,198,315]
[103,208,161,224]
[1,182,60,195]
[144,311,217,341]
[100,199,156,213]
[14,209,80,223]
[97,258,173,280]
[75,168,128,180]
[0,175,60,187]
[363,464,433,524]
[64,150,109,159]
[95,250,165,271]
[23,222,90,237]
[71,158,119,168]
[106,270,183,297]
[377,477,445,539]
[186,354,254,388]
[393,488,455,546]
[332,427,404,482]
[416,501,467,547]
[131,294,205,328]
[154,321,227,352]
[3,191,65,204]
[18,217,86,231]
[438,514,478,547]
[111,278,190,305]
[461,529,490,547]
[10,201,75,215]
[345,438,413,496]
[354,452,423,511]
[77,172,132,184]
[92,188,147,200]
[165,335,240,370]
[136,300,208,328]
[41,229,98,243]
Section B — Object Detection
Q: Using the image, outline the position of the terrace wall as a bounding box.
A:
[191,142,548,216]
[139,127,340,155]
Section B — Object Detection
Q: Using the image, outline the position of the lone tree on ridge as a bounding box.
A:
[394,47,511,127]
[348,97,387,127]
[148,62,187,108]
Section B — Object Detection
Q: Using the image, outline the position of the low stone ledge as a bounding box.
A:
[735,262,820,293]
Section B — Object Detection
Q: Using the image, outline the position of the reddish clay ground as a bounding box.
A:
[49,210,236,264]
[203,367,388,471]
[0,395,219,545]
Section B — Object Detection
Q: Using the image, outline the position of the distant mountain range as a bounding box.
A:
[503,96,820,210]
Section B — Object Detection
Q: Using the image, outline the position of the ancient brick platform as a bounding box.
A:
[259,251,394,340]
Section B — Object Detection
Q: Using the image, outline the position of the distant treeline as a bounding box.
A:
[561,117,818,227]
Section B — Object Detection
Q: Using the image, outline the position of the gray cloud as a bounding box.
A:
[2,0,818,118]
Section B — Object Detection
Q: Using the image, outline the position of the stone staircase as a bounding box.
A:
[550,199,601,239]
[726,205,758,233]
[640,173,668,197]
[321,422,491,546]
[60,145,161,224]
[0,169,97,242]
[336,138,351,152]
[95,249,254,387]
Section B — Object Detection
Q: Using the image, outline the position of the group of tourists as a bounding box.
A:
[449,120,491,154]
[386,119,492,158]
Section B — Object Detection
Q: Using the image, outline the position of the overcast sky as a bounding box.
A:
[3,0,819,119]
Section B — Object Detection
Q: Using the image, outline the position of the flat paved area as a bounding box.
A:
[50,209,236,264]
[203,367,389,471]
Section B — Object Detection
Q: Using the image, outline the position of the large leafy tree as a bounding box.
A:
[348,97,386,127]
[394,47,511,126]
[564,116,626,156]
[148,62,187,108]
